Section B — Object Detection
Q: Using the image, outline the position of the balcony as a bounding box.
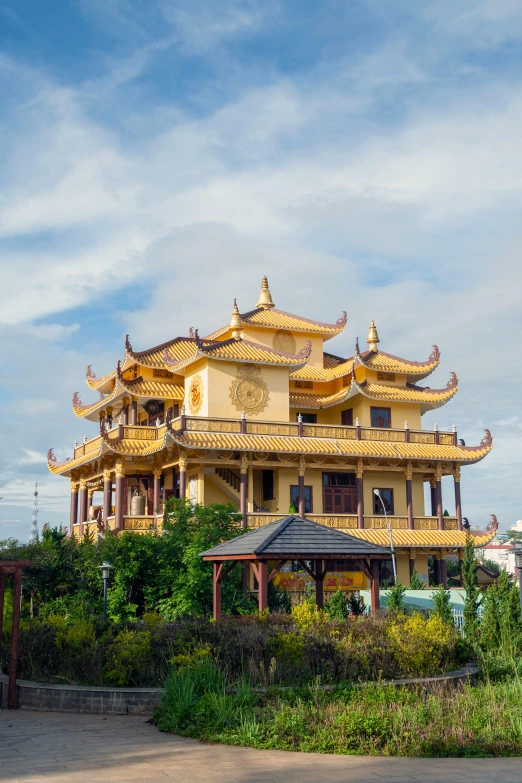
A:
[74,416,456,458]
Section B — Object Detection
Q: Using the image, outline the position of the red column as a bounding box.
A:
[213,563,222,623]
[370,559,380,613]
[356,479,364,528]
[258,562,268,612]
[70,484,78,534]
[454,469,462,531]
[78,481,88,536]
[436,478,444,530]
[430,478,437,516]
[406,473,414,530]
[440,557,448,589]
[130,398,138,425]
[0,571,5,650]
[298,474,305,518]
[103,472,112,524]
[315,560,324,609]
[433,557,441,585]
[179,455,187,499]
[240,457,248,528]
[8,566,23,709]
[153,470,161,514]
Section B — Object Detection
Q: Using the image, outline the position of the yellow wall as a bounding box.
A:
[275,467,324,514]
[203,478,237,507]
[396,553,411,586]
[412,474,425,516]
[363,470,407,515]
[412,553,429,586]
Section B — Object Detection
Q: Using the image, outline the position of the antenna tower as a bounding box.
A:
[30,482,39,543]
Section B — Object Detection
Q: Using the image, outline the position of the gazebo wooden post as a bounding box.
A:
[370,559,380,613]
[258,561,268,612]
[8,566,23,709]
[0,570,5,648]
[315,559,324,609]
[213,563,222,623]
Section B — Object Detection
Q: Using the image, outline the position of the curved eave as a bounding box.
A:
[166,342,310,373]
[86,369,116,392]
[72,384,122,420]
[290,358,354,383]
[355,350,440,381]
[289,386,355,409]
[123,337,200,370]
[165,429,491,464]
[237,308,347,341]
[118,375,185,400]
[103,435,168,458]
[47,444,104,476]
[353,380,458,412]
[345,529,497,549]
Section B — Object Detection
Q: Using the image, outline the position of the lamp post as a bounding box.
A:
[373,489,397,585]
[98,561,113,622]
[514,541,522,619]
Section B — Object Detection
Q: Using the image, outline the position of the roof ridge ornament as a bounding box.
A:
[116,360,123,380]
[355,337,360,355]
[86,364,96,380]
[194,329,204,350]
[230,299,243,340]
[367,319,380,352]
[125,334,132,353]
[336,310,348,327]
[189,327,195,338]
[429,345,441,362]
[256,275,275,309]
[72,392,81,409]
[481,429,493,447]
[447,371,458,388]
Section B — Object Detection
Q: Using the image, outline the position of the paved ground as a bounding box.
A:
[1,710,522,783]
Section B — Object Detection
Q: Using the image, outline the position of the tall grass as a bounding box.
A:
[154,657,522,757]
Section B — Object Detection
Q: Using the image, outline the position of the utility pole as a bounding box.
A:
[30,482,39,543]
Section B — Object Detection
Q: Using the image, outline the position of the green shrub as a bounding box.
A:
[325,590,348,621]
[386,583,407,613]
[267,632,306,667]
[387,612,457,676]
[431,586,454,626]
[104,628,151,686]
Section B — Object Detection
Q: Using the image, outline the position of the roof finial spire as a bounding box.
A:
[230,299,243,339]
[256,275,275,309]
[367,319,380,353]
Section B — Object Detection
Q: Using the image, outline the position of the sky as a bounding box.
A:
[1,0,522,541]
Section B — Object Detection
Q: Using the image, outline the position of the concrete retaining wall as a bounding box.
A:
[0,674,163,715]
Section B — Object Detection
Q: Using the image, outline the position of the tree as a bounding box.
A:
[386,583,407,613]
[325,590,349,620]
[462,534,480,641]
[431,585,454,626]
[480,586,500,652]
[409,568,424,590]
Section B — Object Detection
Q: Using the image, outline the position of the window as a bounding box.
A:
[341,408,353,426]
[290,485,313,513]
[297,413,317,424]
[373,488,394,515]
[379,559,395,587]
[262,470,274,501]
[370,406,391,428]
[323,472,356,487]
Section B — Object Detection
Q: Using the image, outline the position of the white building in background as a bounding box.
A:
[511,520,522,533]
[483,543,515,574]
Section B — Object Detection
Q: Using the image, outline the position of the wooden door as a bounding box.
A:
[323,486,357,514]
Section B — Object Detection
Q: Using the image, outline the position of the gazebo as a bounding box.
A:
[200,515,391,621]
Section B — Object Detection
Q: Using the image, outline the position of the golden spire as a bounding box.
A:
[229,299,243,339]
[256,275,275,309]
[367,319,380,352]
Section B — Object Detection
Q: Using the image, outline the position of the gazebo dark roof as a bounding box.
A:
[200,515,391,559]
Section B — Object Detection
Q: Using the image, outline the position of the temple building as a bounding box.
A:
[48,276,497,591]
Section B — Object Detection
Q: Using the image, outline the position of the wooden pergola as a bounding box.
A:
[0,560,33,709]
[200,515,390,622]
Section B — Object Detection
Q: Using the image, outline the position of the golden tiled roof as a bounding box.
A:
[167,429,491,464]
[355,379,457,410]
[165,337,310,371]
[241,308,347,336]
[356,347,440,379]
[290,357,354,382]
[72,388,118,419]
[323,352,345,370]
[86,367,116,391]
[344,529,497,548]
[128,337,197,369]
[289,388,352,409]
[47,443,104,474]
[119,377,184,400]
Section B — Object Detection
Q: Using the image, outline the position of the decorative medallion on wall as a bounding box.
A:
[273,329,296,354]
[229,364,269,416]
[188,374,203,415]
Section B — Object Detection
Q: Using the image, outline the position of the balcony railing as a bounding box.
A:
[75,415,456,458]
[246,513,459,531]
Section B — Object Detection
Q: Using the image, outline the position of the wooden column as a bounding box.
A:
[130,397,138,425]
[298,457,306,518]
[440,554,448,589]
[454,466,462,531]
[78,479,88,536]
[115,462,125,531]
[103,470,112,524]
[370,559,380,613]
[179,452,187,499]
[153,469,162,514]
[433,556,441,586]
[8,566,23,709]
[87,489,94,521]
[213,563,222,623]
[436,468,444,530]
[122,397,130,425]
[258,561,268,612]
[69,482,79,534]
[430,477,437,516]
[240,454,248,528]
[409,555,416,579]
[315,560,324,609]
[356,459,364,529]
[406,462,414,530]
